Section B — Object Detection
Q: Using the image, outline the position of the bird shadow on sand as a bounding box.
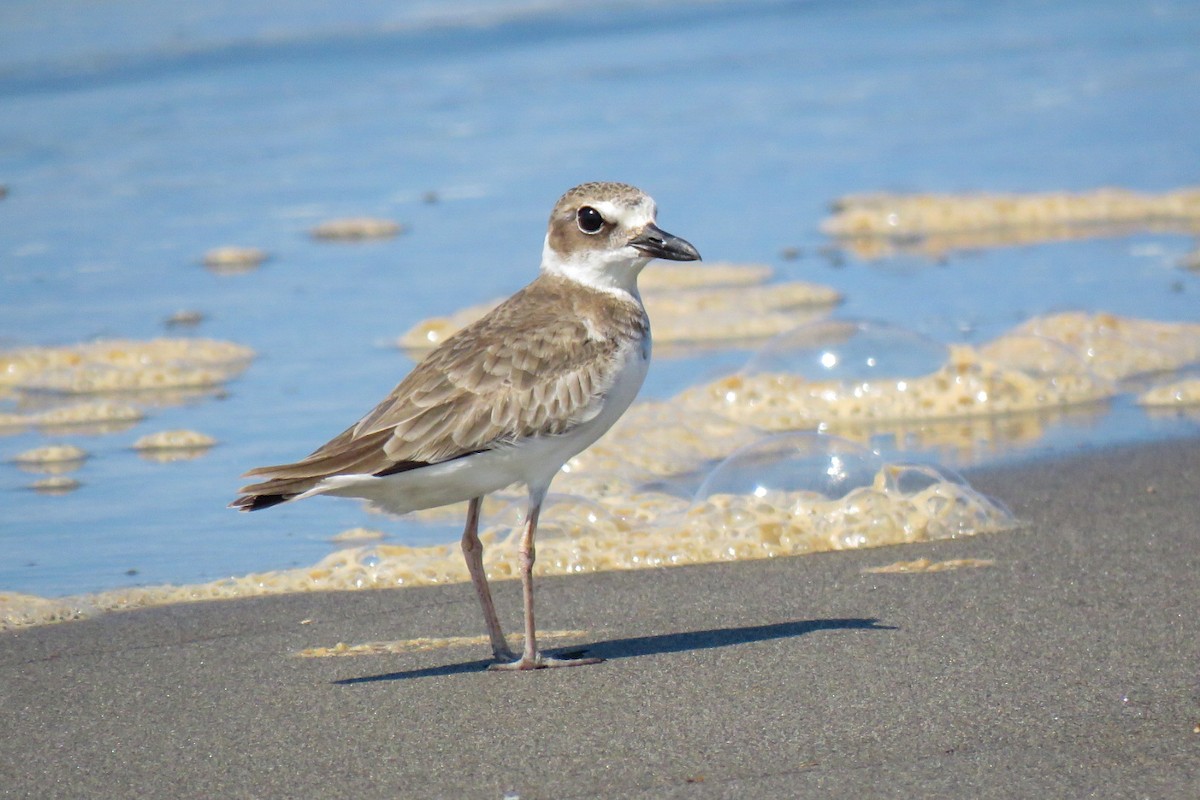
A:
[334,617,894,684]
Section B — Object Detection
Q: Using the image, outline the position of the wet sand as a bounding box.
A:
[2,437,1198,799]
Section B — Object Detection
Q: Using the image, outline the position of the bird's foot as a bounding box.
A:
[487,651,603,671]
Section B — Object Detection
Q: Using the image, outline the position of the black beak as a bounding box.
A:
[630,223,701,262]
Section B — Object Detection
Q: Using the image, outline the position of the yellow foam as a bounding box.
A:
[310,217,404,240]
[1,593,91,627]
[330,527,387,543]
[13,443,89,465]
[822,188,1200,258]
[863,557,995,574]
[638,261,773,290]
[28,476,81,495]
[563,402,764,481]
[131,429,217,462]
[202,246,268,272]
[133,429,217,450]
[676,344,1111,433]
[1137,378,1200,407]
[0,461,1015,630]
[0,338,254,394]
[989,312,1200,381]
[0,401,146,434]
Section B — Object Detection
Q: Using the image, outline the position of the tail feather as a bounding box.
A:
[230,492,292,512]
[231,428,396,511]
[231,474,321,508]
[239,427,388,482]
[230,433,483,513]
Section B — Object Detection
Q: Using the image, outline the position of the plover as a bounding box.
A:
[232,182,700,670]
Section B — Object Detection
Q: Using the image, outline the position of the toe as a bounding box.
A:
[487,652,603,671]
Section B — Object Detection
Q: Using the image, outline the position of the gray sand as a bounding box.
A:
[2,437,1198,799]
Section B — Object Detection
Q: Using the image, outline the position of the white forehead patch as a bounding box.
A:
[592,197,656,230]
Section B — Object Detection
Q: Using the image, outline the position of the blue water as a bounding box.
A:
[2,0,1199,597]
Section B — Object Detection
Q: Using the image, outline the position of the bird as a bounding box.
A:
[231,181,700,670]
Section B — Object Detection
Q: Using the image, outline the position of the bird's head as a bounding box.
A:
[542,181,701,296]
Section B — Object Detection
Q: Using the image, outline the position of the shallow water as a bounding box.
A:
[2,0,1199,598]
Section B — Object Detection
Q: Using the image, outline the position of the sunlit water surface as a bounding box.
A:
[2,0,1198,597]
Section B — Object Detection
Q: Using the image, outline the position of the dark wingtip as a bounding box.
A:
[230,494,290,512]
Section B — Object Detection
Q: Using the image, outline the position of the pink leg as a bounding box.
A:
[488,493,602,671]
[460,496,514,662]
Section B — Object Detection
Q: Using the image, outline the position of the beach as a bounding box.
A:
[4,435,1197,799]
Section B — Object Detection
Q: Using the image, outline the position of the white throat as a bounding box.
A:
[541,234,648,301]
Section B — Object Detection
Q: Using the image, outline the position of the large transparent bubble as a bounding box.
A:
[694,432,883,503]
[742,319,949,382]
[876,461,1016,540]
[687,431,1017,555]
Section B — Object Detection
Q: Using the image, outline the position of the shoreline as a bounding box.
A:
[3,435,1198,798]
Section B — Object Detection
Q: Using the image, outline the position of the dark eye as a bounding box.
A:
[576,206,605,234]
